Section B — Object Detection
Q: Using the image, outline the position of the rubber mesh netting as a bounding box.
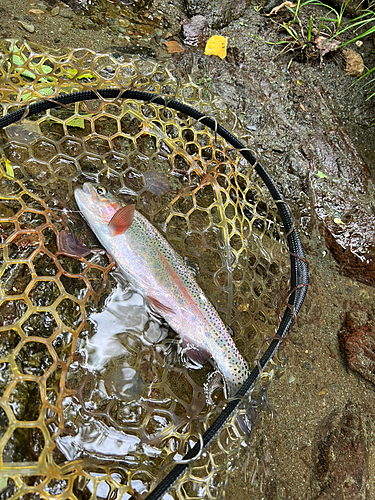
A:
[0,40,290,499]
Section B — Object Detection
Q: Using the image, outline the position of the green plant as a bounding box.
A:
[197,0,215,91]
[260,0,375,98]
[334,3,375,100]
[355,66,375,100]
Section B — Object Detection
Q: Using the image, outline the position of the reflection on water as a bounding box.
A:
[86,285,149,401]
[57,419,141,460]
[56,278,209,467]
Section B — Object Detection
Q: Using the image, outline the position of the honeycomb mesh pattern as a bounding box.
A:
[0,40,289,499]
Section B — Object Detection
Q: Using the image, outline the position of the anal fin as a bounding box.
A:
[181,339,210,365]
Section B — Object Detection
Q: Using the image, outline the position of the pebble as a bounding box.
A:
[18,21,35,33]
[118,18,130,28]
[154,28,163,37]
[59,7,73,19]
[304,361,312,371]
[51,7,60,16]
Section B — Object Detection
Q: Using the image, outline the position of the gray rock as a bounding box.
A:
[182,15,209,47]
[185,0,251,29]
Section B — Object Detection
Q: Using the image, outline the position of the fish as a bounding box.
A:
[74,182,250,397]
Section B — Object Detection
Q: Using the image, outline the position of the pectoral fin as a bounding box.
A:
[147,295,175,315]
[108,205,135,236]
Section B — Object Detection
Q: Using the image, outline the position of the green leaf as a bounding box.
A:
[77,72,96,80]
[317,171,327,178]
[13,53,54,81]
[40,64,53,74]
[66,117,86,129]
[12,54,26,66]
[0,477,8,489]
[21,86,54,102]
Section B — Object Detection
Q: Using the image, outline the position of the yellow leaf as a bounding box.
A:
[333,217,344,225]
[204,36,228,59]
[5,160,14,178]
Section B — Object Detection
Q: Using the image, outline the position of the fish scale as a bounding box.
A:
[74,182,250,397]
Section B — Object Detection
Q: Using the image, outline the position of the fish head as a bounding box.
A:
[74,182,121,228]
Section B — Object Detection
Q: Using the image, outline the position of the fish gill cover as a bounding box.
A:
[0,40,290,499]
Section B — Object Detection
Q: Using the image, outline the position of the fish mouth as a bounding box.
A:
[82,182,97,198]
[74,182,97,212]
[82,182,96,198]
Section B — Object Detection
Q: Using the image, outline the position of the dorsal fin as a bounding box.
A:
[108,205,135,236]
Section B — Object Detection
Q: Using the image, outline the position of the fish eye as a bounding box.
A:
[96,186,107,196]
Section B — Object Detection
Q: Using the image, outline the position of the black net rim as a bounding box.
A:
[0,89,309,500]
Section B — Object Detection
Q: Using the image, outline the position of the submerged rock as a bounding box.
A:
[311,403,368,499]
[339,311,375,386]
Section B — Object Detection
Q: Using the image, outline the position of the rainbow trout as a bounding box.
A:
[74,183,250,397]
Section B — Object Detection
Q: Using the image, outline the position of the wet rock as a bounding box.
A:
[185,0,251,29]
[184,46,375,285]
[323,221,375,286]
[311,403,368,499]
[182,15,209,47]
[296,107,375,285]
[338,312,375,386]
[59,6,73,18]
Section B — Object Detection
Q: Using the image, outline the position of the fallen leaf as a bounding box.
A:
[163,40,185,54]
[314,36,341,60]
[341,48,365,77]
[66,117,86,128]
[333,217,344,225]
[265,1,296,16]
[21,86,54,102]
[29,8,45,14]
[300,103,306,112]
[317,171,327,179]
[5,159,14,178]
[204,35,228,59]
